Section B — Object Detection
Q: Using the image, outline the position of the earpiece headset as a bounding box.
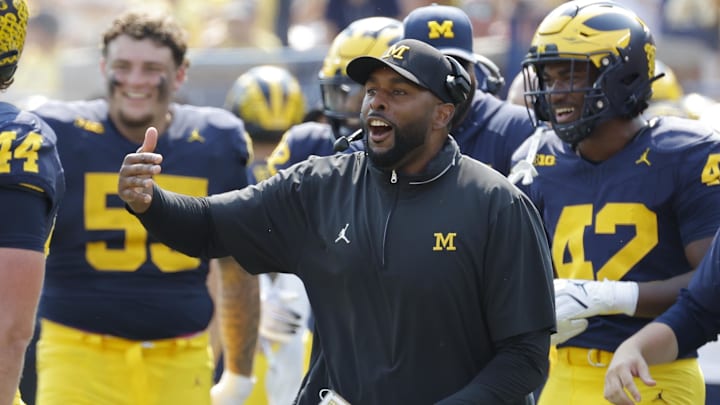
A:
[445,56,472,105]
[474,53,505,96]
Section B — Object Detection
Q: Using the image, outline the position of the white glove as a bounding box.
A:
[260,289,304,343]
[554,278,639,321]
[508,127,542,186]
[551,317,589,345]
[211,371,254,405]
[507,160,538,185]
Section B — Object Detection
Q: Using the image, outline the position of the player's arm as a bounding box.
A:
[0,247,44,405]
[211,256,260,404]
[634,236,711,317]
[216,256,259,376]
[605,229,720,404]
[554,235,713,345]
[206,262,223,366]
[632,141,720,317]
[604,322,675,405]
[0,188,49,405]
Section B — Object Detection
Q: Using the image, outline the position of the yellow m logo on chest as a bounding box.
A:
[433,232,457,251]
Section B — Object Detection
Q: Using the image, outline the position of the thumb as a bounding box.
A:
[137,126,158,153]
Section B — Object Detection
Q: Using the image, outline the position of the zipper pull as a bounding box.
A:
[391,170,398,184]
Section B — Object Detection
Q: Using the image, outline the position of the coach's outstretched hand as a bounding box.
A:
[118,126,163,213]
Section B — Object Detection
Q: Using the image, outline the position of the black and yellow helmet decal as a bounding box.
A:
[0,0,28,69]
[224,65,305,142]
[319,17,403,80]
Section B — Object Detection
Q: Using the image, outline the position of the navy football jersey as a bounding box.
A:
[0,102,65,251]
[247,158,271,184]
[34,99,250,340]
[453,92,535,176]
[512,116,720,352]
[265,121,361,177]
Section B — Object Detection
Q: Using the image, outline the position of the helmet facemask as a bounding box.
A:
[525,55,609,145]
[319,76,364,139]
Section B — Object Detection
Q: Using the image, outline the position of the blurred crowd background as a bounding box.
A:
[9,0,720,112]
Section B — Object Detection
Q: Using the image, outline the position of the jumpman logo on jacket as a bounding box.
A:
[335,223,350,244]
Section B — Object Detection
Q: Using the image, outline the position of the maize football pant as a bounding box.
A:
[36,319,213,405]
[539,347,704,405]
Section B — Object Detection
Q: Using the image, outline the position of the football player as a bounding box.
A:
[222,65,312,405]
[403,4,536,176]
[30,11,259,405]
[0,2,65,405]
[512,1,720,404]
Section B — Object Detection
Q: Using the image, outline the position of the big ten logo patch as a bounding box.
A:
[534,154,556,167]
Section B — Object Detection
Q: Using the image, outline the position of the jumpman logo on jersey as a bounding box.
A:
[635,148,651,166]
[651,390,667,403]
[187,129,205,143]
[335,223,350,244]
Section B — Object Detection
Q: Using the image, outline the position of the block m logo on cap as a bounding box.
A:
[382,44,410,60]
[427,20,455,39]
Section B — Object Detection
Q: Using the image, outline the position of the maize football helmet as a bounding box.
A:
[522,0,659,145]
[0,0,28,90]
[224,65,306,142]
[318,16,403,139]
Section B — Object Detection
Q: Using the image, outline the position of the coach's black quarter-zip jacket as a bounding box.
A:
[137,136,555,404]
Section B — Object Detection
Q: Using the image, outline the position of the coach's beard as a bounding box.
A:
[364,121,427,171]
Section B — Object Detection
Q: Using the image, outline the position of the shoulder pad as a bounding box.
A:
[32,99,104,124]
[200,106,245,130]
[649,116,719,153]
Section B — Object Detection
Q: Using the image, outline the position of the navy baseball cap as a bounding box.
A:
[346,38,469,105]
[403,4,476,63]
